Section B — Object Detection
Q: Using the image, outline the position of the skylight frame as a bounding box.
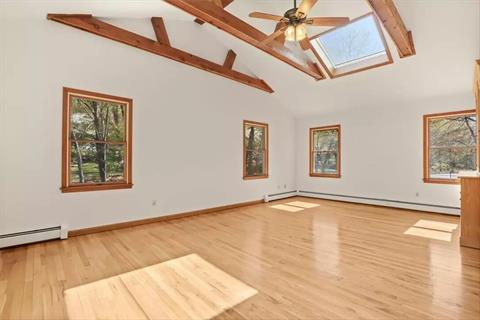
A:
[310,13,393,79]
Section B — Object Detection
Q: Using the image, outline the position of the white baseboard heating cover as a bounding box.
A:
[0,225,68,248]
[298,191,460,215]
[264,190,298,202]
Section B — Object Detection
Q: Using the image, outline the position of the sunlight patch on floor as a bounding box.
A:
[64,254,257,320]
[413,219,458,232]
[404,219,458,242]
[286,201,320,209]
[269,204,304,212]
[404,227,452,242]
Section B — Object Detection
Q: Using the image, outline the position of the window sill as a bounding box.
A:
[423,178,459,185]
[329,59,393,79]
[243,175,269,180]
[310,173,341,178]
[61,183,133,193]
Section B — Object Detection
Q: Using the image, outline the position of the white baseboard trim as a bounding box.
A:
[264,190,298,202]
[298,190,460,216]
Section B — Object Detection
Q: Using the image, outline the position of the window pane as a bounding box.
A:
[71,97,96,141]
[429,147,476,180]
[245,150,265,176]
[106,144,125,182]
[70,143,125,184]
[428,114,477,180]
[429,115,477,148]
[70,143,101,183]
[71,97,126,142]
[313,129,338,152]
[313,152,338,174]
[106,104,126,142]
[244,125,265,151]
[316,14,385,67]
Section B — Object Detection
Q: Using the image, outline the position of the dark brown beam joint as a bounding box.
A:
[47,14,273,93]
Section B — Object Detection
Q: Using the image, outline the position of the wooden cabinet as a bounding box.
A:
[460,177,480,249]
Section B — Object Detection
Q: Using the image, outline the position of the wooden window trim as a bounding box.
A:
[423,109,477,185]
[310,13,393,79]
[310,125,341,178]
[61,87,133,193]
[243,120,269,180]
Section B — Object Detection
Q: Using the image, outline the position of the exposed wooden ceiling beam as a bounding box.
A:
[194,0,234,25]
[151,17,170,46]
[223,49,236,69]
[366,0,415,58]
[309,47,327,76]
[47,14,273,93]
[274,21,287,45]
[260,26,288,46]
[164,0,324,80]
[299,38,310,51]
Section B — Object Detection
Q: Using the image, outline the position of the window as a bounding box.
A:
[423,110,477,184]
[310,125,341,178]
[310,13,392,78]
[243,120,268,179]
[62,87,133,192]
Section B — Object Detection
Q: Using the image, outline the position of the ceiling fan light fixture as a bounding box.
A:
[284,24,307,42]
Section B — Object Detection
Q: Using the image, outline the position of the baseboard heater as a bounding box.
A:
[264,190,298,202]
[298,190,460,215]
[0,225,68,249]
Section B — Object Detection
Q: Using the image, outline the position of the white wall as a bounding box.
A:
[292,0,479,213]
[295,93,476,210]
[1,0,478,234]
[0,1,295,233]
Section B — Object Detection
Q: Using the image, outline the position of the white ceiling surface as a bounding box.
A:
[5,0,480,116]
[219,0,480,116]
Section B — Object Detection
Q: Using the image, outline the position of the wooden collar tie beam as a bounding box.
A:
[47,14,273,93]
[164,0,324,80]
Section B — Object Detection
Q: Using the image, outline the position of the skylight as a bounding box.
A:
[311,13,392,78]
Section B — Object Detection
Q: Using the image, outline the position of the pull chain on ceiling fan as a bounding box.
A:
[249,0,350,44]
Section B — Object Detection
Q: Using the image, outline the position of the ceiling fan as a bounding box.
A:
[249,0,350,45]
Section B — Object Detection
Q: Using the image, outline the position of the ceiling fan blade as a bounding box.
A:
[249,12,286,21]
[260,25,288,45]
[306,17,350,27]
[296,0,318,18]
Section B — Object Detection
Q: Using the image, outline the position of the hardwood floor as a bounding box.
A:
[0,196,479,319]
[63,253,257,319]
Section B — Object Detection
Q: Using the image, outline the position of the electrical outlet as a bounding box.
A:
[152,200,157,206]
[415,192,420,197]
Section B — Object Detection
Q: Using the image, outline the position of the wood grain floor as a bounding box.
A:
[63,253,257,320]
[0,196,479,320]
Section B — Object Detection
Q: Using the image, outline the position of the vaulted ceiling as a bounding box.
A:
[222,0,480,116]
[28,0,480,116]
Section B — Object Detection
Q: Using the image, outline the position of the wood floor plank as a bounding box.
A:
[64,276,147,320]
[0,197,478,319]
